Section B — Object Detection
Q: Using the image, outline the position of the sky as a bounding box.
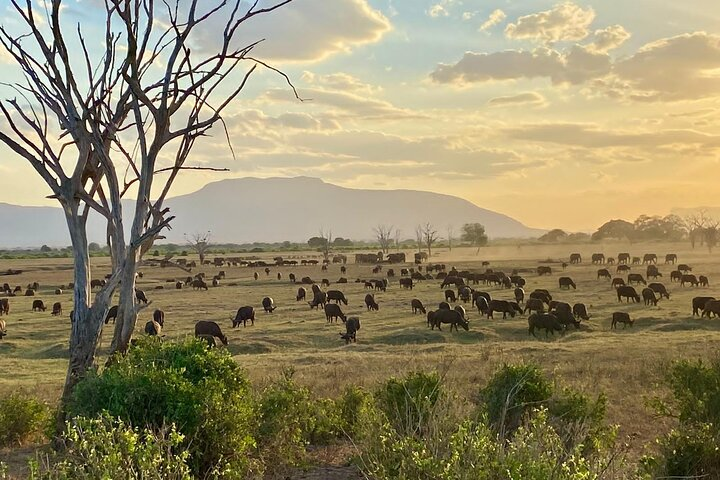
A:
[0,0,719,232]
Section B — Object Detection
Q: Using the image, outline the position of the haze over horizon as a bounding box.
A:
[1,0,719,231]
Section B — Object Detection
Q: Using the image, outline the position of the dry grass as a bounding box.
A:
[1,240,719,474]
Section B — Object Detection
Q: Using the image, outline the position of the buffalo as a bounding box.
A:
[411,299,426,314]
[670,270,682,282]
[611,278,626,289]
[681,274,699,287]
[702,300,720,318]
[475,296,489,315]
[597,269,612,280]
[309,291,327,310]
[296,287,307,302]
[341,316,361,344]
[665,254,677,264]
[487,299,516,319]
[458,286,473,303]
[558,277,576,290]
[528,313,564,338]
[536,266,552,276]
[105,305,119,324]
[514,287,525,304]
[0,299,9,316]
[628,274,647,285]
[365,294,379,311]
[399,278,414,290]
[642,288,658,306]
[32,300,46,312]
[51,302,62,316]
[262,297,276,313]
[569,253,582,264]
[374,280,387,292]
[429,309,468,331]
[648,283,670,300]
[529,290,551,305]
[195,320,228,345]
[611,312,633,329]
[0,319,5,339]
[678,264,692,273]
[327,290,348,305]
[616,265,631,274]
[699,275,710,287]
[572,303,590,321]
[324,303,347,323]
[144,320,162,336]
[643,253,657,264]
[444,289,457,303]
[153,309,165,327]
[233,306,255,328]
[617,286,640,303]
[692,297,715,316]
[524,298,545,315]
[135,289,148,304]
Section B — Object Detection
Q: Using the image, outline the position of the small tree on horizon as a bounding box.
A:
[462,223,488,254]
[185,232,212,264]
[420,222,439,257]
[374,225,394,254]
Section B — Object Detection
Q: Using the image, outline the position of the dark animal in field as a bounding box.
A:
[14,286,22,293]
[135,289,148,304]
[646,265,662,279]
[573,303,590,321]
[692,297,715,316]
[617,286,640,303]
[611,278,626,289]
[474,296,489,315]
[528,313,564,338]
[559,277,576,290]
[51,302,62,316]
[340,266,347,274]
[374,280,387,292]
[364,281,374,289]
[597,269,612,280]
[648,283,670,300]
[324,303,347,323]
[321,278,331,287]
[90,279,105,289]
[611,312,633,329]
[678,264,692,273]
[536,266,552,276]
[387,269,395,278]
[438,301,451,311]
[411,299,426,314]
[618,253,630,264]
[191,279,208,291]
[510,276,526,288]
[144,320,162,336]
[341,316,361,344]
[301,276,314,285]
[570,253,582,264]
[628,274,647,285]
[670,270,682,282]
[642,288,658,306]
[643,253,657,264]
[487,299,516,319]
[25,289,35,297]
[412,272,425,281]
[337,277,348,284]
[591,253,605,264]
[429,309,469,331]
[104,305,119,324]
[212,278,220,287]
[401,268,410,276]
[681,274,699,287]
[327,290,348,305]
[0,319,5,339]
[289,273,297,283]
[399,278,414,290]
[322,265,329,272]
[365,294,379,311]
[253,272,259,281]
[473,290,492,304]
[264,267,271,276]
[32,300,46,312]
[514,287,525,304]
[444,289,457,303]
[458,286,473,303]
[524,298,545,315]
[632,257,641,265]
[296,287,307,302]
[440,276,465,288]
[552,302,580,329]
[454,305,467,321]
[665,254,677,264]
[529,290,551,305]
[699,276,710,287]
[196,334,219,348]
[616,264,631,274]
[607,257,616,265]
[195,320,228,345]
[176,282,183,290]
[702,300,720,318]
[233,306,255,328]
[0,299,8,316]
[152,309,165,327]
[309,291,327,310]
[262,297,276,313]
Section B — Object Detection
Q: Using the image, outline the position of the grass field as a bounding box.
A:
[1,241,719,474]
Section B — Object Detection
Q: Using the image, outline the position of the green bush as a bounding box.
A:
[29,415,191,480]
[336,385,374,438]
[0,392,50,447]
[640,423,720,478]
[68,337,258,479]
[375,371,442,436]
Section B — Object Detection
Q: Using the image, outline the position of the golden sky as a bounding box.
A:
[0,0,719,232]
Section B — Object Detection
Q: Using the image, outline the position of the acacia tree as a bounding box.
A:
[685,211,709,249]
[318,227,332,260]
[462,223,488,254]
[420,222,439,257]
[705,220,719,253]
[374,224,394,254]
[0,0,296,419]
[185,231,212,264]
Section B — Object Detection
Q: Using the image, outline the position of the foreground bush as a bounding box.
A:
[29,415,191,480]
[68,337,258,478]
[375,371,442,437]
[0,392,50,447]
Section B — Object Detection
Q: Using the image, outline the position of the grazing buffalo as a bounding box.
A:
[474,296,489,315]
[321,279,331,288]
[670,270,682,282]
[411,299,426,314]
[438,301,451,311]
[665,254,677,264]
[289,273,297,283]
[524,298,545,315]
[514,287,525,304]
[440,276,465,288]
[642,288,659,306]
[340,266,347,274]
[487,300,516,319]
[628,274,647,285]
[552,302,580,329]
[607,257,616,265]
[90,279,105,289]
[646,265,662,279]
[570,253,582,264]
[632,257,641,265]
[301,276,314,285]
[338,278,348,284]
[364,281,374,290]
[25,289,35,297]
[309,291,327,310]
[617,286,641,303]
[453,305,467,321]
[529,290,551,305]
[573,303,590,321]
[296,287,307,302]
[591,253,605,264]
[373,280,387,292]
[233,306,255,328]
[536,266,552,276]
[387,269,395,278]
[558,277,576,290]
[262,297,276,313]
[51,302,62,316]
[324,303,347,323]
[458,286,473,303]
[643,253,657,264]
[681,274,699,287]
[365,294,379,311]
[618,253,630,264]
[135,290,148,304]
[143,320,162,336]
[152,309,165,327]
[444,289,457,303]
[611,277,626,288]
[253,272,259,281]
[528,313,564,338]
[702,300,720,318]
[611,312,633,329]
[195,320,228,345]
[616,265,631,274]
[341,317,361,344]
[175,281,183,290]
[429,309,468,332]
[699,276,710,287]
[648,283,670,300]
[327,290,348,305]
[678,264,692,273]
[597,269,612,280]
[0,299,9,316]
[510,276,526,288]
[32,300,46,312]
[104,306,119,324]
[399,278,414,290]
[692,297,715,316]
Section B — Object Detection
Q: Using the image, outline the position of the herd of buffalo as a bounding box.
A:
[0,249,718,347]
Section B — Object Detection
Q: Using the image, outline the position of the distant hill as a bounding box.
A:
[0,177,543,247]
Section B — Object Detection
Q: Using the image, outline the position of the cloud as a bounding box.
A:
[193,0,391,63]
[505,2,595,44]
[301,71,382,96]
[488,92,546,107]
[428,0,457,18]
[480,9,506,31]
[587,25,631,53]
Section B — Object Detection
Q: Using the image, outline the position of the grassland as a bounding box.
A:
[1,241,719,474]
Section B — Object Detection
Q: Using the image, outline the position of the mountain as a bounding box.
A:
[0,177,543,247]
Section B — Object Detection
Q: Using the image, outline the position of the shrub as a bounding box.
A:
[0,392,50,447]
[335,385,374,438]
[68,337,258,479]
[640,423,720,478]
[375,371,442,436]
[30,415,191,480]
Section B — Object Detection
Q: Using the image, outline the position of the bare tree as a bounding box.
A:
[415,225,423,253]
[394,228,401,252]
[319,227,333,261]
[421,222,439,257]
[374,225,394,254]
[685,210,709,249]
[0,0,296,418]
[446,225,454,252]
[185,231,212,265]
[705,219,719,253]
